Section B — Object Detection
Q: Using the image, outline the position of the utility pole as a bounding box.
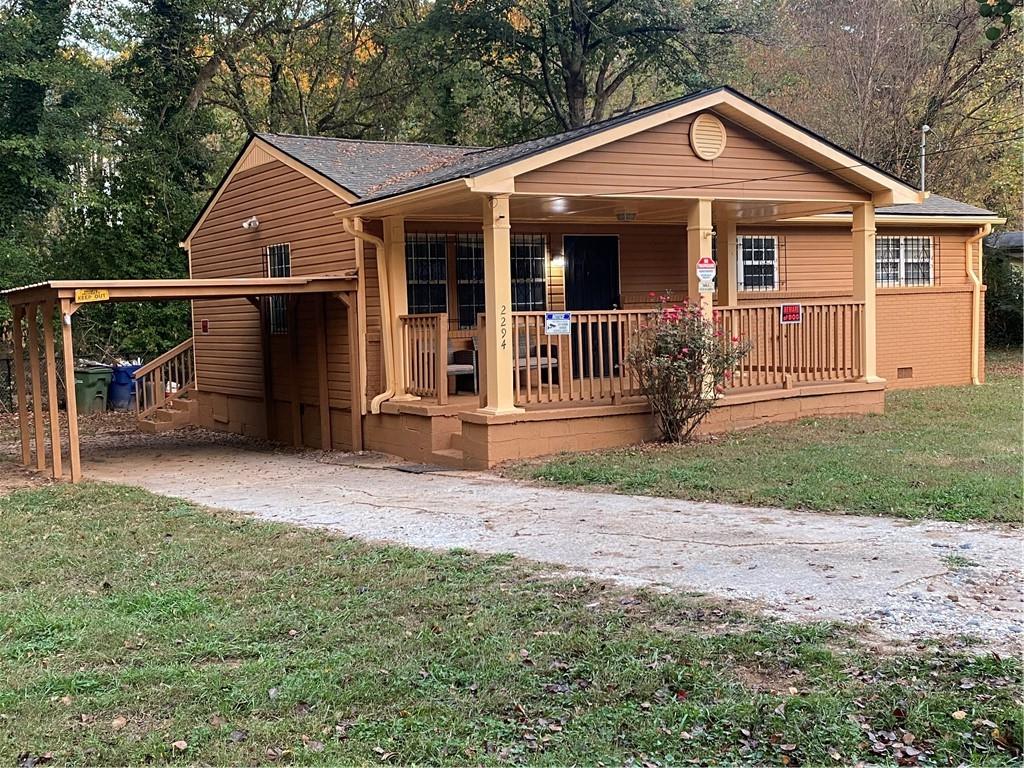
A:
[919,124,931,191]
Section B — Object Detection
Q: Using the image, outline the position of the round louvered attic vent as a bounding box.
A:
[689,113,727,160]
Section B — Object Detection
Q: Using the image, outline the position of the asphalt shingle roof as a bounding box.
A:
[257,86,997,218]
[875,194,995,217]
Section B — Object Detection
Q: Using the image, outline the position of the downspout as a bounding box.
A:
[342,216,396,413]
[965,224,991,386]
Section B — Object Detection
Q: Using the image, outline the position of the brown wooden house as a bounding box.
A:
[18,86,1001,475]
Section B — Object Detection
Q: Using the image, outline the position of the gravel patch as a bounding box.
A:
[4,420,1019,653]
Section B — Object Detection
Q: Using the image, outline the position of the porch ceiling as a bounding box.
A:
[357,187,857,226]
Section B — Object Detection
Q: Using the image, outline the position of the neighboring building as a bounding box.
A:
[985,231,1023,267]
[177,86,1002,468]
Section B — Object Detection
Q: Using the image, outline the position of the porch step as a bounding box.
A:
[430,447,465,468]
[137,394,198,434]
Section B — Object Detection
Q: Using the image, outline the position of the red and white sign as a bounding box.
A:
[780,303,803,325]
[695,255,716,292]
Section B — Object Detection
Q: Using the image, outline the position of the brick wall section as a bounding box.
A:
[877,288,976,388]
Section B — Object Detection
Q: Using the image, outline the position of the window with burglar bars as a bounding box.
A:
[406,233,448,314]
[266,243,291,334]
[875,236,934,287]
[510,234,547,312]
[737,235,779,291]
[455,234,485,328]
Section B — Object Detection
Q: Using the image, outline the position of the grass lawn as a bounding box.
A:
[511,349,1023,523]
[1,483,1022,765]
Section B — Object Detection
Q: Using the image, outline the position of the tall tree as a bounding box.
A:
[736,0,1022,224]
[426,0,769,133]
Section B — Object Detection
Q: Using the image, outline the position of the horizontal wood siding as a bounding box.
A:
[189,158,356,409]
[515,114,870,202]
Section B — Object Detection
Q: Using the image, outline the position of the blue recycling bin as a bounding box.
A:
[109,364,142,410]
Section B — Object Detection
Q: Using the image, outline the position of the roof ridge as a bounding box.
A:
[258,132,485,151]
[460,86,723,158]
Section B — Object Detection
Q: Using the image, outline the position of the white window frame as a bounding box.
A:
[266,243,291,334]
[875,236,934,287]
[736,235,779,292]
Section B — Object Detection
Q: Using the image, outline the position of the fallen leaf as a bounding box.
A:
[170,740,188,752]
[952,710,967,720]
[902,732,915,745]
[208,714,225,727]
[59,696,72,706]
[302,736,325,753]
[268,687,280,700]
[110,716,128,731]
[228,730,248,744]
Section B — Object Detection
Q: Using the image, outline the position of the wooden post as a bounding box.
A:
[60,300,82,483]
[315,295,332,450]
[287,296,302,447]
[384,216,414,400]
[436,313,448,406]
[479,194,520,415]
[251,296,275,441]
[686,198,715,317]
[717,217,739,308]
[43,301,63,480]
[11,305,31,466]
[26,302,46,471]
[852,202,882,383]
[339,292,363,451]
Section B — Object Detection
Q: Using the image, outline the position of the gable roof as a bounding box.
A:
[262,86,935,208]
[187,86,999,246]
[256,133,481,198]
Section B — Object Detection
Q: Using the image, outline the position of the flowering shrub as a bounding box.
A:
[627,294,751,442]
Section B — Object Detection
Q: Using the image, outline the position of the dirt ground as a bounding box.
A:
[3,421,1014,653]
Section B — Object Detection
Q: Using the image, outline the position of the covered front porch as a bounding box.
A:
[353,192,880,408]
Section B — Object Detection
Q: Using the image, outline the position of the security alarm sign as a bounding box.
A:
[780,303,803,325]
[695,255,716,282]
[544,312,571,335]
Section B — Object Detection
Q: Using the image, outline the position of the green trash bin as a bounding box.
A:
[74,366,113,414]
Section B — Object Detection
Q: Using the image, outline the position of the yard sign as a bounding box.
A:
[695,255,716,292]
[780,303,803,325]
[545,312,572,335]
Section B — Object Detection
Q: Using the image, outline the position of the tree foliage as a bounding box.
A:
[0,0,1019,360]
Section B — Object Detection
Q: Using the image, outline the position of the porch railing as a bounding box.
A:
[510,310,654,406]
[716,301,864,390]
[399,313,448,404]
[133,338,195,418]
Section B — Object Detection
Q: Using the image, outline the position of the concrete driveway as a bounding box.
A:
[80,430,1022,651]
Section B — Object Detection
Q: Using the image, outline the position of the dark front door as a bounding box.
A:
[564,235,620,310]
[563,236,621,378]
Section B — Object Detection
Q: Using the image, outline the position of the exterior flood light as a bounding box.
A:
[241,216,260,230]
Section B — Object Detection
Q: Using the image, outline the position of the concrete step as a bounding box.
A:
[137,417,177,434]
[430,448,465,468]
[449,431,464,451]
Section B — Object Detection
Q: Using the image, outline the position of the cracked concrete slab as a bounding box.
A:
[79,430,1023,651]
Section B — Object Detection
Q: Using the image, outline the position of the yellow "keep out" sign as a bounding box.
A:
[74,288,110,304]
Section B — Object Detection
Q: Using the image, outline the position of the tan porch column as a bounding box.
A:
[383,216,415,400]
[479,194,520,415]
[852,202,882,382]
[717,217,738,307]
[686,198,714,316]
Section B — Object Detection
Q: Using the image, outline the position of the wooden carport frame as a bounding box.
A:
[3,275,359,483]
